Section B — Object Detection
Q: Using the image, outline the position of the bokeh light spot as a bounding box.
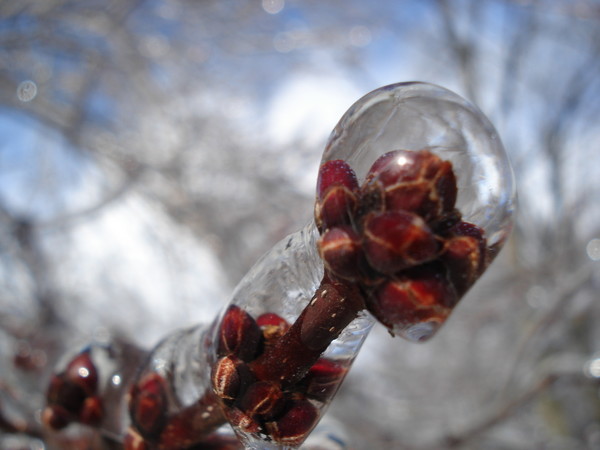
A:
[586,238,600,261]
[584,358,600,378]
[349,25,372,47]
[262,0,284,15]
[17,80,37,102]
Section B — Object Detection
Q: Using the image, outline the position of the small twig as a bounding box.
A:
[501,264,593,393]
[440,374,557,448]
[0,401,44,439]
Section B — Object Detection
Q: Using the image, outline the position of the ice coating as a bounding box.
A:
[315,82,516,342]
[322,82,516,251]
[43,82,516,450]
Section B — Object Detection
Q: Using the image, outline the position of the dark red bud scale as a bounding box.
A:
[265,399,319,446]
[238,381,285,419]
[41,404,71,430]
[79,395,103,425]
[46,374,87,415]
[366,149,457,223]
[128,372,169,439]
[315,160,359,230]
[226,407,261,434]
[315,185,358,231]
[211,356,251,404]
[64,350,98,395]
[318,225,365,281]
[441,233,486,296]
[363,211,440,275]
[450,220,485,240]
[124,428,150,450]
[369,264,457,341]
[317,160,359,200]
[302,358,347,403]
[256,313,290,343]
[217,305,262,362]
[157,395,228,449]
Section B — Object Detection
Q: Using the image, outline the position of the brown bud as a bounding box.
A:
[64,350,98,395]
[366,149,457,222]
[41,404,71,430]
[265,399,318,446]
[302,358,347,403]
[318,225,365,281]
[123,427,150,450]
[158,394,228,449]
[315,185,358,231]
[238,381,285,419]
[363,211,439,274]
[317,160,359,199]
[212,356,252,404]
[217,305,261,361]
[129,372,168,439]
[256,313,290,344]
[369,264,457,341]
[356,178,385,220]
[441,224,486,296]
[46,374,86,415]
[315,160,359,230]
[450,220,485,240]
[226,407,261,434]
[79,395,103,426]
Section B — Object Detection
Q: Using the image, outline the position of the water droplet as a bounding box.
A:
[401,321,440,342]
[17,80,37,102]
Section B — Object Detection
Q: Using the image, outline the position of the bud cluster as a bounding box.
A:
[42,350,103,431]
[315,149,487,340]
[210,305,347,446]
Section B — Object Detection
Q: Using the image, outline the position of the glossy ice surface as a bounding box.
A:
[323,82,515,252]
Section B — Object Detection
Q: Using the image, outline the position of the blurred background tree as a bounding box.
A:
[0,0,599,448]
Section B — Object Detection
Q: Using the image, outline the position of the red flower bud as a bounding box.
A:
[315,160,359,230]
[128,372,168,439]
[441,222,486,296]
[79,395,103,426]
[265,399,318,446]
[366,150,457,222]
[46,374,86,416]
[123,428,150,450]
[212,356,253,404]
[217,305,262,362]
[64,350,98,395]
[302,358,347,402]
[256,313,290,344]
[369,264,457,341]
[318,225,365,281]
[41,404,71,430]
[363,211,439,274]
[226,407,261,434]
[317,160,359,200]
[238,381,285,420]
